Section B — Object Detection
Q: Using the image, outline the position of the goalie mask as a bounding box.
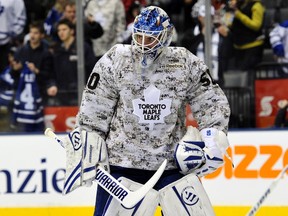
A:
[132,6,174,68]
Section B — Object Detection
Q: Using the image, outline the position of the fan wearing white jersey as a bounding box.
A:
[68,5,231,216]
[269,20,288,76]
[0,0,26,72]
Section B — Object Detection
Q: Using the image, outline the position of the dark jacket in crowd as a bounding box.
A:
[50,19,104,46]
[84,20,104,47]
[12,40,55,99]
[53,39,96,105]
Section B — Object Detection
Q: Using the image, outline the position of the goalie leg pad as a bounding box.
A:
[159,173,215,216]
[103,177,159,216]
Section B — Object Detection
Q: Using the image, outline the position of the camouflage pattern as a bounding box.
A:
[84,0,126,57]
[77,44,230,171]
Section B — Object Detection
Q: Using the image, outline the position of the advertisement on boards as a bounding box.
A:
[255,79,288,128]
[44,106,78,132]
[202,131,288,206]
[0,134,96,207]
[0,130,288,216]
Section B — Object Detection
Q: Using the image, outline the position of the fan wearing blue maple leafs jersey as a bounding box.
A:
[74,5,231,216]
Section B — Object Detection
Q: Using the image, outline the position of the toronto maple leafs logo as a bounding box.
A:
[132,85,172,130]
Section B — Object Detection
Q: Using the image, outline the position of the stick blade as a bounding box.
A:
[122,159,167,208]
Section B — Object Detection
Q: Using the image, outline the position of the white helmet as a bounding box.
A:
[132,6,174,68]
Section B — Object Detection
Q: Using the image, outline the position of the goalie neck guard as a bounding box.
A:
[132,6,174,68]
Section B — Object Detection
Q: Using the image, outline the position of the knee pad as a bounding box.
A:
[159,173,215,216]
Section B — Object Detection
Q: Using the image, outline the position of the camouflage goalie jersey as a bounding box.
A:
[77,44,230,171]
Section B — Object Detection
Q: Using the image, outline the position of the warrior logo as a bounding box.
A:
[181,186,199,206]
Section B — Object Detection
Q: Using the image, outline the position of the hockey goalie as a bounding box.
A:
[47,5,231,216]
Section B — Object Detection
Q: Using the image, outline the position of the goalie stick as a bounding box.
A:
[246,165,288,216]
[44,128,167,208]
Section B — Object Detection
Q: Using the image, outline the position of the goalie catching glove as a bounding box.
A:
[60,128,109,194]
[174,126,231,177]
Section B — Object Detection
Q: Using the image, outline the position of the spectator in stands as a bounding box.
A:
[0,48,16,108]
[122,0,146,25]
[61,0,77,24]
[0,47,17,132]
[217,0,236,83]
[0,0,27,73]
[269,20,288,77]
[192,3,224,86]
[9,21,56,132]
[274,99,288,127]
[46,1,103,51]
[228,0,265,71]
[122,1,143,44]
[11,21,57,106]
[182,1,226,86]
[10,64,45,132]
[44,0,68,38]
[52,18,96,106]
[84,0,126,61]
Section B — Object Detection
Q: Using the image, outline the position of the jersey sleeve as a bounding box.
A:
[186,54,230,134]
[76,46,119,137]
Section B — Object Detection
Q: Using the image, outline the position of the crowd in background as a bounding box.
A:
[0,0,288,132]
